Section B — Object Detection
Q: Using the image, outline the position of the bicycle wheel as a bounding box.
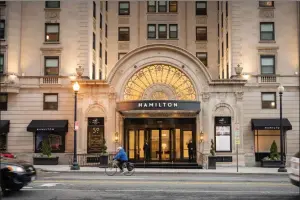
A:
[105,162,118,176]
[123,167,135,176]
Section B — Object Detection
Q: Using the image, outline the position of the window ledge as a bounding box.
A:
[195,40,208,43]
[259,40,276,44]
[43,42,61,45]
[147,38,178,40]
[258,7,275,9]
[147,12,178,15]
[118,14,131,17]
[44,8,61,12]
[118,40,130,42]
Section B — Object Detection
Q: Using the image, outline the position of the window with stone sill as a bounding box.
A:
[260,22,274,41]
[158,1,167,12]
[119,1,130,15]
[169,1,177,12]
[260,55,275,75]
[100,13,103,28]
[45,23,59,42]
[99,42,102,58]
[105,51,107,65]
[93,32,96,50]
[147,1,156,13]
[261,92,276,109]
[169,24,178,39]
[43,93,58,110]
[93,1,96,18]
[45,1,60,8]
[196,27,207,41]
[0,20,5,40]
[35,131,65,153]
[259,1,274,8]
[0,134,7,151]
[92,63,95,79]
[118,27,130,41]
[0,1,6,6]
[44,56,59,76]
[0,93,7,111]
[196,52,207,67]
[196,1,207,15]
[0,53,4,74]
[105,23,108,38]
[147,24,156,39]
[158,24,167,39]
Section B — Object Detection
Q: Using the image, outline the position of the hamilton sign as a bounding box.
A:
[116,100,201,112]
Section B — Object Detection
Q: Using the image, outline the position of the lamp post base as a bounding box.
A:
[278,165,287,172]
[70,162,80,170]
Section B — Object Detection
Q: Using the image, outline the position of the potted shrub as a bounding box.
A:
[33,139,59,165]
[99,138,108,166]
[261,140,281,168]
[208,139,217,169]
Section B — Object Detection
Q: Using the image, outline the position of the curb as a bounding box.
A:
[38,169,289,176]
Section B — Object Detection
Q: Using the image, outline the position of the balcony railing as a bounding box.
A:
[260,75,277,83]
[40,77,61,85]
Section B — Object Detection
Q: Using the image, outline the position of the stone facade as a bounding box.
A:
[0,1,299,167]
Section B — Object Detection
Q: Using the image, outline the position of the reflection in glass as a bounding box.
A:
[183,131,192,158]
[175,129,181,159]
[129,130,135,159]
[151,130,159,160]
[139,130,145,159]
[161,130,170,161]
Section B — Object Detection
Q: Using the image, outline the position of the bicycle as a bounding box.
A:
[104,160,135,176]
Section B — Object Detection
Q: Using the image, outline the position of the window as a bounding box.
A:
[93,1,96,18]
[226,1,228,17]
[0,134,7,151]
[196,52,207,66]
[105,1,108,11]
[222,43,224,57]
[226,64,229,79]
[43,93,58,110]
[0,93,7,111]
[99,42,102,58]
[221,13,223,28]
[0,20,5,39]
[158,24,167,39]
[169,1,177,12]
[105,51,107,65]
[0,2,6,6]
[100,13,103,28]
[147,1,156,12]
[92,63,95,79]
[158,1,167,12]
[215,117,232,152]
[196,27,207,40]
[261,55,275,74]
[119,1,130,15]
[147,24,156,39]
[99,69,102,80]
[0,54,4,73]
[35,131,65,153]
[105,23,107,38]
[118,53,127,60]
[260,22,274,41]
[45,23,59,42]
[226,33,228,48]
[44,56,59,76]
[259,1,274,7]
[93,33,96,50]
[261,92,276,109]
[169,24,178,39]
[118,27,130,41]
[45,1,60,8]
[196,1,207,15]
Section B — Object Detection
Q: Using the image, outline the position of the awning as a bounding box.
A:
[0,120,10,134]
[27,120,68,132]
[251,118,292,130]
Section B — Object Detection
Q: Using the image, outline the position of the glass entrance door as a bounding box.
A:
[150,130,159,161]
[161,130,170,161]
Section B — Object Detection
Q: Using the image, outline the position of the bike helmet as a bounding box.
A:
[117,146,123,151]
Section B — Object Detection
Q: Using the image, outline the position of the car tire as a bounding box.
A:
[9,187,23,192]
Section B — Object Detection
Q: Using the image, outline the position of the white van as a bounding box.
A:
[289,151,300,187]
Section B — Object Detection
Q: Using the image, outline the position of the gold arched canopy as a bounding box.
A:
[123,64,197,101]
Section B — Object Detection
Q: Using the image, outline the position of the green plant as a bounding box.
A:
[42,139,52,158]
[210,139,215,156]
[100,138,108,155]
[269,140,279,160]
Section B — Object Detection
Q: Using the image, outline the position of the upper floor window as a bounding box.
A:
[261,92,276,109]
[169,24,178,39]
[147,24,156,39]
[100,13,103,28]
[0,20,5,39]
[105,1,108,11]
[260,22,274,41]
[196,27,207,41]
[0,2,6,6]
[105,23,108,38]
[119,1,130,15]
[196,52,207,66]
[158,24,167,39]
[118,27,130,41]
[147,1,156,12]
[45,1,60,8]
[260,55,275,74]
[0,93,7,111]
[93,33,96,50]
[169,1,177,12]
[226,1,228,17]
[92,63,95,79]
[93,1,96,18]
[45,23,59,42]
[45,56,59,76]
[259,1,274,7]
[0,54,4,74]
[105,51,107,65]
[158,1,167,12]
[43,94,58,110]
[196,1,207,15]
[99,42,102,58]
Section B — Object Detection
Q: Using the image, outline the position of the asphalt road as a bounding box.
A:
[2,172,299,200]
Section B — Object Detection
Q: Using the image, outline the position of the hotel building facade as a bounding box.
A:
[0,0,299,167]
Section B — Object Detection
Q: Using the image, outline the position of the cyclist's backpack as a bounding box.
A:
[127,163,134,171]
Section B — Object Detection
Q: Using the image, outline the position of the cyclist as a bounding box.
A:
[113,147,128,173]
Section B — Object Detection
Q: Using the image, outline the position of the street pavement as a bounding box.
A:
[2,172,299,200]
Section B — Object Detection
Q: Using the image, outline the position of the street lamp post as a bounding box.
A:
[277,85,287,172]
[71,82,80,170]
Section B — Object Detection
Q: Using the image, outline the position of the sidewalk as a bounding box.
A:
[35,165,291,175]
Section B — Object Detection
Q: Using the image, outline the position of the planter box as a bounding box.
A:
[260,160,281,168]
[208,156,216,169]
[99,155,108,165]
[33,157,59,165]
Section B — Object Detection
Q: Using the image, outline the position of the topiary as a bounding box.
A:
[100,138,108,155]
[42,139,52,158]
[210,139,216,156]
[269,140,279,160]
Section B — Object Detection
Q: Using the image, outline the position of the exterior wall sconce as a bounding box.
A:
[199,131,204,143]
[114,132,119,143]
[242,73,250,80]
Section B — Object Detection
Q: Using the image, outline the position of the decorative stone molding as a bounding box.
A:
[44,8,60,23]
[196,41,207,50]
[147,39,179,46]
[196,16,207,24]
[85,104,107,120]
[201,86,210,102]
[259,8,274,18]
[93,18,96,32]
[235,91,244,101]
[147,14,178,22]
[40,47,63,55]
[257,46,279,54]
[118,17,130,25]
[213,103,235,120]
[118,42,130,50]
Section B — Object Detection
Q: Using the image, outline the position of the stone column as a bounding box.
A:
[107,87,117,152]
[201,89,211,155]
